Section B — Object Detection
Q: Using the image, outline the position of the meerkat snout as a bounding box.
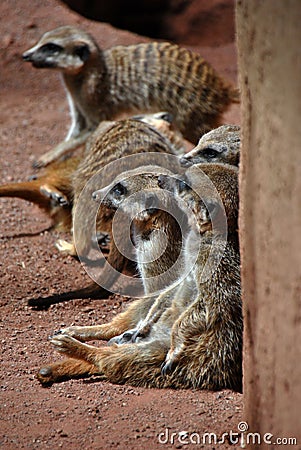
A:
[179,156,193,168]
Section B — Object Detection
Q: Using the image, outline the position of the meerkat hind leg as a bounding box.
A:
[49,333,169,387]
[57,297,156,342]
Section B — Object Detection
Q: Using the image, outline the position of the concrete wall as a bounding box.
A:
[236,0,301,446]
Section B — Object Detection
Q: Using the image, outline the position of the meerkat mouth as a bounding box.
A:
[31,60,57,69]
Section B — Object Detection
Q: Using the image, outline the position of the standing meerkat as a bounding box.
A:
[180,124,241,168]
[37,163,242,392]
[23,26,239,167]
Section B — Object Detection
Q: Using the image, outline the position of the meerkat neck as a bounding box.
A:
[134,210,187,295]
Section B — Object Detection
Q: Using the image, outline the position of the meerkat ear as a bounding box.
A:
[74,44,90,62]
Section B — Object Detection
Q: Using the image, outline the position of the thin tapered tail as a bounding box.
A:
[28,282,110,309]
[0,180,50,208]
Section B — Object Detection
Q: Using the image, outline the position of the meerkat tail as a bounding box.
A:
[0,180,51,208]
[37,358,99,386]
[27,281,110,309]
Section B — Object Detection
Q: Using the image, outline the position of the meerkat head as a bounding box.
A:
[158,163,238,236]
[180,125,240,168]
[92,166,180,225]
[93,167,160,213]
[22,26,100,74]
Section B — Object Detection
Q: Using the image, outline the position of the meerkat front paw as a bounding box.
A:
[54,327,91,342]
[161,348,180,376]
[50,333,92,359]
[40,185,69,206]
[108,328,138,345]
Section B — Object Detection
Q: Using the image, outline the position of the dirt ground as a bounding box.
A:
[0,1,243,448]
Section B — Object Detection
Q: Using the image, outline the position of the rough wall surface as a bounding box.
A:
[60,0,236,46]
[236,0,301,446]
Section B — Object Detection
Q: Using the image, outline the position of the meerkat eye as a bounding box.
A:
[201,148,220,159]
[156,112,173,123]
[112,182,126,197]
[40,43,63,54]
[74,44,90,62]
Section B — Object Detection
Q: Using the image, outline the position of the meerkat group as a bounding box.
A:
[37,163,242,391]
[2,25,243,391]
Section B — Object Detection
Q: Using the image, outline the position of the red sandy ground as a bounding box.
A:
[0,1,242,448]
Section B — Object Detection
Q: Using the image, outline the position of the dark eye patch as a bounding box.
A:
[74,44,90,62]
[112,182,126,197]
[201,147,220,159]
[40,43,63,54]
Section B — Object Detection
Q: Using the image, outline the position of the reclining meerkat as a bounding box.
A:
[22,25,239,167]
[37,163,242,392]
[28,116,184,307]
[180,124,240,168]
[0,112,183,232]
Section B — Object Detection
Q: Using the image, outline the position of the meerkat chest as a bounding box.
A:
[135,229,168,271]
[63,72,109,128]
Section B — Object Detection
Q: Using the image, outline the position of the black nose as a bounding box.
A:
[179,156,192,167]
[145,193,158,210]
[22,52,31,61]
[157,174,168,188]
[92,190,99,201]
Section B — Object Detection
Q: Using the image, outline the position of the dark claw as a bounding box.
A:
[161,360,174,377]
[108,329,138,345]
[28,174,38,181]
[96,232,110,247]
[50,192,69,207]
[32,160,44,169]
[40,187,69,206]
[52,330,63,337]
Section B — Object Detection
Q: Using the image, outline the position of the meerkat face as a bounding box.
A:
[92,167,182,229]
[158,163,239,235]
[22,26,99,74]
[158,174,206,231]
[92,170,161,217]
[180,125,240,167]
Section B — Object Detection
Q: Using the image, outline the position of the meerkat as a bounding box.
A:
[92,165,189,295]
[28,117,184,308]
[37,163,242,392]
[180,124,240,168]
[22,25,239,167]
[0,112,182,233]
